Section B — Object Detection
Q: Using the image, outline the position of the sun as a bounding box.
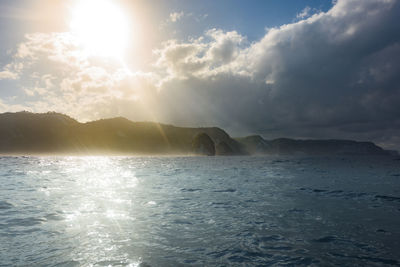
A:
[70,0,131,59]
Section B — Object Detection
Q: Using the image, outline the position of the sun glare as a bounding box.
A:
[70,0,131,59]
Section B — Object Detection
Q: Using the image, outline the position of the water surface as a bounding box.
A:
[0,156,399,266]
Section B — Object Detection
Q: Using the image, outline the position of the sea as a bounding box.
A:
[0,156,399,266]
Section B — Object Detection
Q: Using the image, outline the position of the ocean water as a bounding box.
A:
[0,156,399,266]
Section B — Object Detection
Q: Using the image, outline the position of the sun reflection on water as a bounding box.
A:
[49,156,140,265]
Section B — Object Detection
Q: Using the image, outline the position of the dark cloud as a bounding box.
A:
[154,0,400,149]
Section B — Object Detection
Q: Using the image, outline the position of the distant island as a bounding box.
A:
[0,111,396,156]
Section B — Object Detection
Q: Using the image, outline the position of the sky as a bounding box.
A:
[0,0,399,150]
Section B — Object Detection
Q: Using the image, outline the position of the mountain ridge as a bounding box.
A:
[0,111,244,155]
[0,112,396,156]
[235,135,397,156]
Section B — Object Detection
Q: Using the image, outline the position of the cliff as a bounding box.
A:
[192,133,215,156]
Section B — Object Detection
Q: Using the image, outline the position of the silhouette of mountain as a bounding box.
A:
[0,112,395,156]
[0,112,244,155]
[235,135,396,156]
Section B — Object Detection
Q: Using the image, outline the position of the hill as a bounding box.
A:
[0,112,244,155]
[0,112,395,156]
[235,135,396,156]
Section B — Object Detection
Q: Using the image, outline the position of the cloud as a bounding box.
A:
[0,70,18,80]
[0,98,30,113]
[296,6,312,19]
[165,11,208,26]
[152,0,400,148]
[154,29,246,79]
[1,0,400,149]
[1,31,158,122]
[169,11,184,22]
[0,63,22,80]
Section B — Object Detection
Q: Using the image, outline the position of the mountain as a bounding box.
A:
[235,135,396,156]
[0,112,395,156]
[0,112,244,155]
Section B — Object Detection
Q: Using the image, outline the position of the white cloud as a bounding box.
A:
[154,29,246,80]
[0,31,158,121]
[0,70,18,80]
[0,62,22,80]
[165,11,208,25]
[0,98,30,113]
[296,6,312,19]
[169,11,184,22]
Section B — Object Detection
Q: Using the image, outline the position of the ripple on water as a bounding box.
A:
[180,188,202,192]
[44,213,65,221]
[329,253,399,266]
[53,260,81,267]
[375,195,400,202]
[0,200,14,210]
[312,235,338,243]
[213,188,236,193]
[6,217,47,227]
